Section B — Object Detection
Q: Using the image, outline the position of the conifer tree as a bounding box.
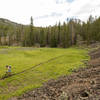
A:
[29,16,34,46]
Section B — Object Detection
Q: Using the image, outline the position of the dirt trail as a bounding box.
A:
[10,47,100,100]
[1,55,64,80]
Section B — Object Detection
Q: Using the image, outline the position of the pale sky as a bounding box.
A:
[0,0,100,26]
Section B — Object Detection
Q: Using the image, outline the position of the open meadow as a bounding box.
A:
[0,47,89,100]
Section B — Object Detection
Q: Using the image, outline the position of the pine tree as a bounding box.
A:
[29,16,34,46]
[58,21,61,45]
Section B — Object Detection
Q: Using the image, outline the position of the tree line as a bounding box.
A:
[0,15,100,48]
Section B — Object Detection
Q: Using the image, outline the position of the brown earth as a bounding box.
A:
[10,47,100,100]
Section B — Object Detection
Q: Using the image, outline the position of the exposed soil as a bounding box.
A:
[10,47,100,100]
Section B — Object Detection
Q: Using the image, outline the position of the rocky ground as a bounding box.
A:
[10,46,100,100]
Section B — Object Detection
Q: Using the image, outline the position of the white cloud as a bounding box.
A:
[0,0,100,26]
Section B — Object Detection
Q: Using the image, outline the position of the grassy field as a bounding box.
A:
[0,47,89,100]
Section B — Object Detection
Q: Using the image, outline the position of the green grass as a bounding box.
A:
[0,47,89,100]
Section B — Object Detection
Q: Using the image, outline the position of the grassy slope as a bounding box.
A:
[0,47,89,100]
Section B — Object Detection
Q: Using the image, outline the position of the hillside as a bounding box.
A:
[0,16,100,48]
[0,18,19,26]
[0,18,26,46]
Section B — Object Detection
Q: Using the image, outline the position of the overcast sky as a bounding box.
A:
[0,0,100,26]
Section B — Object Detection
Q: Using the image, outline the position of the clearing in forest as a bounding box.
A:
[0,47,89,100]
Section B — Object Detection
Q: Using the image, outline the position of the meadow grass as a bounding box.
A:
[0,47,89,100]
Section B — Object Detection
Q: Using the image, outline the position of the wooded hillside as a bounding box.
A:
[0,15,100,47]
